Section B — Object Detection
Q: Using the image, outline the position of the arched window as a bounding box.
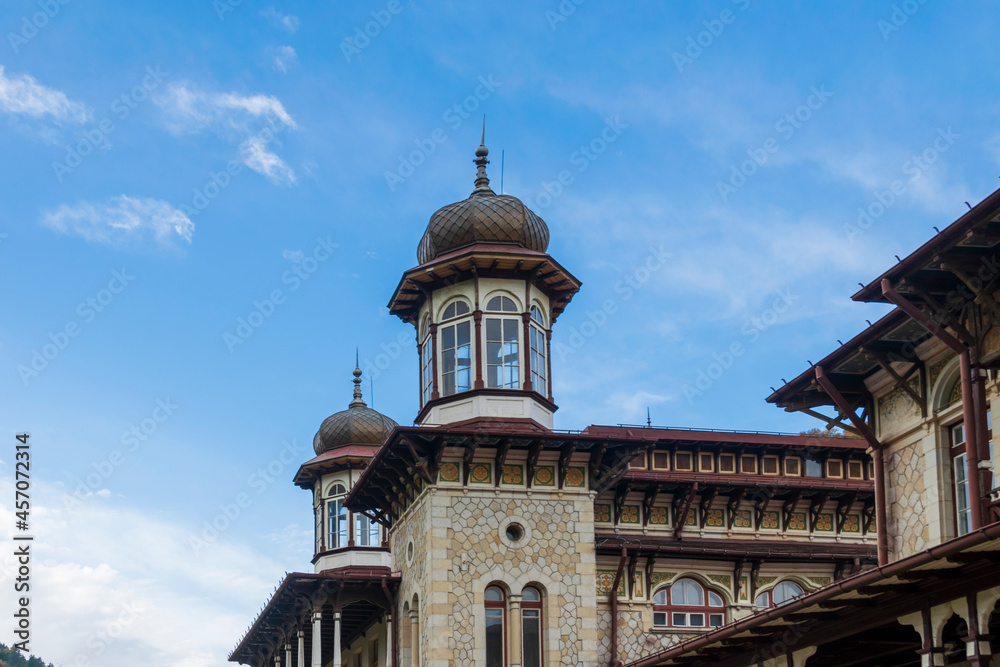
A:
[419,315,432,406]
[755,580,804,608]
[652,578,725,628]
[484,586,506,667]
[356,512,380,546]
[521,587,543,667]
[327,484,348,549]
[485,295,520,389]
[439,299,472,397]
[528,305,547,396]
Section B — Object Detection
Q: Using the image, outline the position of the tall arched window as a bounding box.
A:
[528,305,547,397]
[327,484,348,549]
[755,580,804,608]
[521,586,543,667]
[652,578,725,628]
[419,315,432,405]
[484,586,506,667]
[440,299,472,397]
[356,512,380,546]
[485,295,520,389]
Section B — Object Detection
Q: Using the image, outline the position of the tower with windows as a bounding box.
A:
[388,137,580,429]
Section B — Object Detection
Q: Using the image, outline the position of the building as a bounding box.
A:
[229,140,1000,667]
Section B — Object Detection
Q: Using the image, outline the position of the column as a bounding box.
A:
[297,630,305,667]
[384,618,393,667]
[333,611,343,667]
[275,655,282,667]
[409,610,420,667]
[285,643,292,667]
[312,610,323,667]
[507,594,522,667]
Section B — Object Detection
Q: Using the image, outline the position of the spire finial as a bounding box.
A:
[473,116,492,194]
[646,407,652,428]
[350,350,366,408]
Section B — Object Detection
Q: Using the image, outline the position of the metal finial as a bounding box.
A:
[646,407,651,428]
[473,117,491,194]
[350,352,366,408]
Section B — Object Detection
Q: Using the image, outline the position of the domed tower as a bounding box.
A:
[388,136,581,429]
[293,361,398,573]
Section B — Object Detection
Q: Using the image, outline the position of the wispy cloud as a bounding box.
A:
[260,7,300,32]
[0,65,89,123]
[41,196,195,249]
[241,136,295,185]
[271,45,298,73]
[155,82,296,135]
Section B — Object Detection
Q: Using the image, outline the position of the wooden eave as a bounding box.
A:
[583,425,870,452]
[595,533,877,563]
[386,244,582,325]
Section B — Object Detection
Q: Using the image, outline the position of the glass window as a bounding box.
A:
[756,581,804,608]
[442,299,470,320]
[804,455,823,477]
[420,337,433,405]
[327,484,348,549]
[486,318,519,389]
[486,295,519,312]
[485,586,505,667]
[441,321,472,396]
[529,324,546,396]
[952,422,972,535]
[356,512,380,546]
[653,579,725,629]
[522,587,542,667]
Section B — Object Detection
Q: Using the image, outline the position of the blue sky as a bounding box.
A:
[2,1,999,664]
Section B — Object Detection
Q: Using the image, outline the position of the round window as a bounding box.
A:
[406,540,414,564]
[505,523,524,542]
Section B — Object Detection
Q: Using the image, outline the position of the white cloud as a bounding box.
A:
[272,45,298,73]
[260,7,300,32]
[0,65,89,123]
[241,136,296,185]
[41,196,195,248]
[155,82,296,135]
[0,474,288,667]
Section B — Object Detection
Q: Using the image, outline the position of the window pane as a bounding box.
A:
[485,609,504,667]
[522,610,541,667]
[708,591,723,607]
[805,458,823,477]
[653,612,667,627]
[442,326,455,349]
[689,613,705,627]
[457,321,471,346]
[772,582,803,604]
[487,296,502,311]
[672,613,687,627]
[952,423,965,448]
[709,613,724,627]
[671,579,703,606]
[653,590,667,605]
[522,587,540,602]
[955,452,971,535]
[485,587,504,602]
[754,592,769,607]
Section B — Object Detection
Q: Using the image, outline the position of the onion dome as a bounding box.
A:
[313,361,398,456]
[416,131,549,264]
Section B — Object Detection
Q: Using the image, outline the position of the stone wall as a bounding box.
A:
[596,607,692,665]
[886,439,930,560]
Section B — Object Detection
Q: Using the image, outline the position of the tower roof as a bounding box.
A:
[416,138,549,264]
[312,360,398,456]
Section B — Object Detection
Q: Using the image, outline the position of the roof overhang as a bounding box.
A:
[293,445,382,488]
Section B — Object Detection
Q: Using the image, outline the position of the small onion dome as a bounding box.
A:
[416,139,549,264]
[313,364,398,456]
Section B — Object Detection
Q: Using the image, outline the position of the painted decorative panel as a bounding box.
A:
[756,576,778,588]
[439,462,460,483]
[739,577,748,600]
[597,569,625,596]
[760,511,780,530]
[685,508,698,526]
[648,506,668,525]
[469,463,491,484]
[788,512,807,531]
[807,577,832,587]
[842,514,861,533]
[815,513,834,532]
[732,509,752,528]
[595,504,611,523]
[565,466,586,488]
[707,574,731,589]
[705,508,725,527]
[650,572,677,588]
[620,505,640,524]
[533,465,555,487]
[501,464,523,485]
